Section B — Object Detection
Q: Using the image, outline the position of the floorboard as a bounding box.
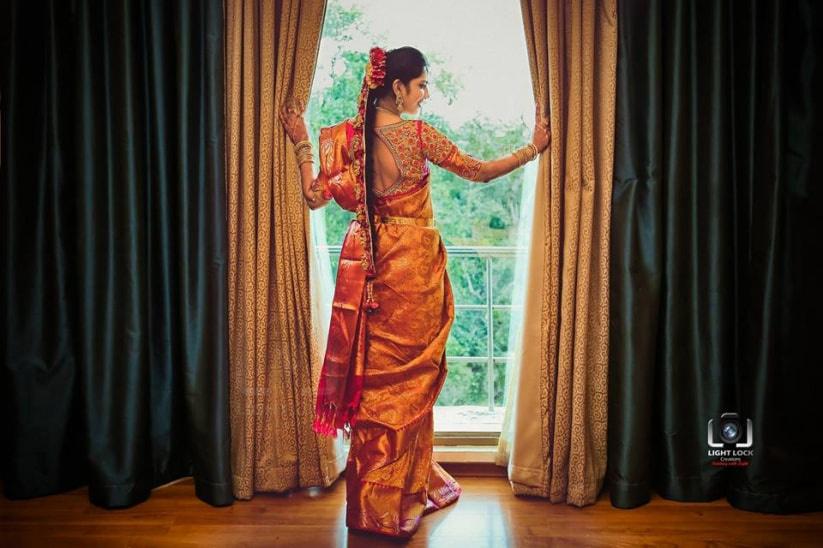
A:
[2,475,822,547]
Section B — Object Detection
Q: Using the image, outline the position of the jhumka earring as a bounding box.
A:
[395,92,404,114]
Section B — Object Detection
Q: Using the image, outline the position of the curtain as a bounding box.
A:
[1,0,232,508]
[496,0,618,506]
[609,0,823,513]
[224,0,342,500]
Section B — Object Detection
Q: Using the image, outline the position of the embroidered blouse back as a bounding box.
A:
[370,120,484,199]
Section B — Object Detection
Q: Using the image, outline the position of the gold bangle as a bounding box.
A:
[512,143,538,167]
[296,144,314,165]
[295,139,311,149]
[295,142,312,157]
[512,147,528,167]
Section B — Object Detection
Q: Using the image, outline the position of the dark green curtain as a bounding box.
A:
[609,0,823,513]
[1,0,232,508]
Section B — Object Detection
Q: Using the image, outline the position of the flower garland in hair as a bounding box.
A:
[348,46,387,308]
[365,47,387,89]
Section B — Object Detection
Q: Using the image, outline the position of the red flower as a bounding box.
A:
[367,46,387,89]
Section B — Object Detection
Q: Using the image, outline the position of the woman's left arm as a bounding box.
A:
[420,105,551,184]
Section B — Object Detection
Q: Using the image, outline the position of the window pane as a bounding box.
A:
[492,309,510,356]
[494,360,507,407]
[328,251,340,282]
[446,309,488,357]
[447,256,486,305]
[491,256,515,305]
[324,209,356,249]
[437,361,488,406]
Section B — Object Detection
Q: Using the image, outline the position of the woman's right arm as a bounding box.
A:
[278,99,333,210]
[421,105,551,183]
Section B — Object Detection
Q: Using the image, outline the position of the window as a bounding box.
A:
[307,0,534,444]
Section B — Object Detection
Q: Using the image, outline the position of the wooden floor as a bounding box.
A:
[2,473,823,547]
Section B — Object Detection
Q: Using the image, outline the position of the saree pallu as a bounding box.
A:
[314,119,480,537]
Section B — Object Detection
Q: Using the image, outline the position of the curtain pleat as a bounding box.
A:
[495,0,617,507]
[609,0,823,513]
[1,0,232,508]
[224,0,343,500]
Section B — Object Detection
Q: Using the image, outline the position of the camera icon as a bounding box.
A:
[707,412,753,448]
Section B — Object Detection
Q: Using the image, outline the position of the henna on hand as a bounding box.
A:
[278,96,309,144]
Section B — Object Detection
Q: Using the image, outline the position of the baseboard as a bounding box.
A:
[434,446,507,477]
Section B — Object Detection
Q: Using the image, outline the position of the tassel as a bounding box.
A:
[312,389,363,438]
[364,279,380,312]
[312,401,339,438]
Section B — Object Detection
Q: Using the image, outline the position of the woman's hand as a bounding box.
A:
[278,96,309,144]
[532,103,551,153]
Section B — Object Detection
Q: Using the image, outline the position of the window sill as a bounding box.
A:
[433,445,498,463]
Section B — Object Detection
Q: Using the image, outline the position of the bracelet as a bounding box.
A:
[513,149,526,166]
[294,140,312,156]
[512,142,539,167]
[295,140,314,166]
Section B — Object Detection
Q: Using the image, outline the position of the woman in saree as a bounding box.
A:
[279,46,550,539]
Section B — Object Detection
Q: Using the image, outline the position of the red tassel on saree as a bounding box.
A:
[312,118,483,538]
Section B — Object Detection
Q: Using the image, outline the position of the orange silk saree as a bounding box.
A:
[312,117,484,538]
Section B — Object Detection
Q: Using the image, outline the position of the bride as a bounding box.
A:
[279,46,550,539]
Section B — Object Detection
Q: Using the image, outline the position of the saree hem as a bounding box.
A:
[345,468,463,536]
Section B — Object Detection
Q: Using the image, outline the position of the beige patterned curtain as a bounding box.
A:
[225,0,343,500]
[495,0,618,506]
